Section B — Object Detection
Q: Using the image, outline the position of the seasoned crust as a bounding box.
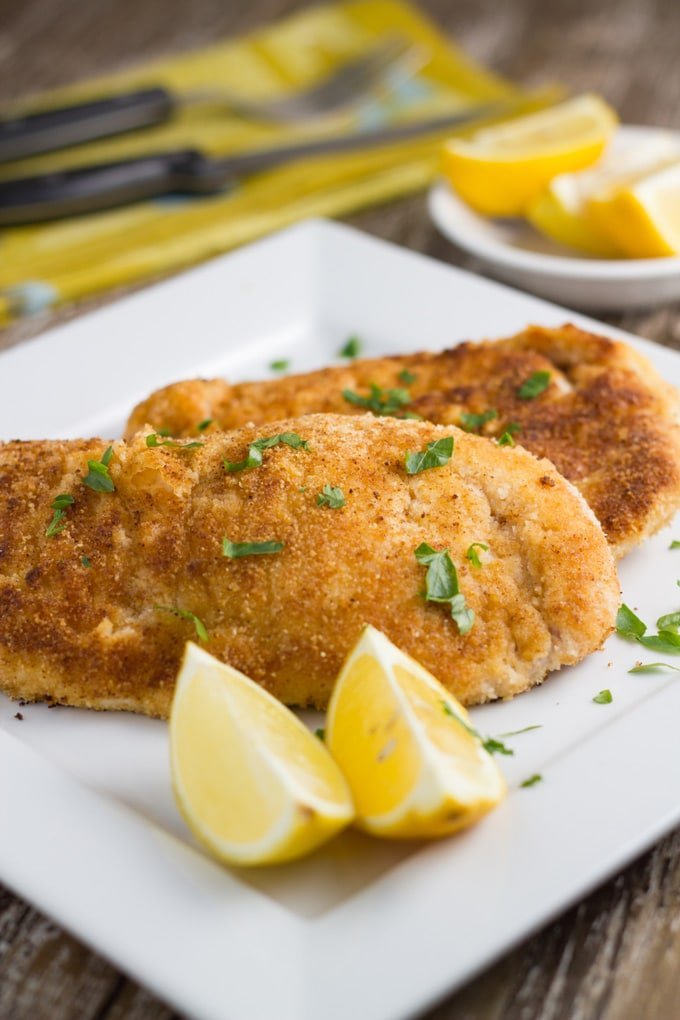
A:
[125,324,680,557]
[0,416,618,716]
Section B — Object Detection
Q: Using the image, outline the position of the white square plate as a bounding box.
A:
[1,220,679,1020]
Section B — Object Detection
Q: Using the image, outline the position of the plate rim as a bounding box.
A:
[1,217,680,1020]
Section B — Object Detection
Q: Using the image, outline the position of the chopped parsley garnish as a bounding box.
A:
[83,446,115,493]
[224,432,309,472]
[520,774,543,788]
[146,434,204,451]
[404,436,454,475]
[399,369,417,385]
[339,336,361,359]
[45,493,75,538]
[315,728,325,740]
[497,432,516,447]
[518,371,551,400]
[270,359,290,372]
[593,689,613,704]
[629,662,680,674]
[415,543,474,634]
[657,611,680,632]
[317,485,345,509]
[197,418,213,432]
[465,542,488,568]
[616,604,646,638]
[616,603,680,654]
[441,700,513,755]
[223,538,285,558]
[498,724,542,737]
[670,540,680,550]
[81,556,92,568]
[506,421,521,434]
[156,427,173,437]
[154,604,208,642]
[343,384,411,417]
[459,409,497,433]
[482,737,514,756]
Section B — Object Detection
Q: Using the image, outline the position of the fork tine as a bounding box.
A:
[208,35,418,123]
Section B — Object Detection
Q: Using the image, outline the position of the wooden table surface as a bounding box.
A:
[2,1,680,1017]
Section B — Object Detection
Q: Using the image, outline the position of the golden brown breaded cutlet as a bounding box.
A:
[125,324,680,558]
[0,416,618,716]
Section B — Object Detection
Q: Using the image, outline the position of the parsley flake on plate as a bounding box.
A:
[224,432,309,473]
[616,603,680,654]
[270,359,290,372]
[81,555,92,568]
[629,662,680,674]
[197,418,213,432]
[482,737,514,756]
[223,538,284,558]
[154,604,208,642]
[593,689,613,704]
[415,543,474,634]
[339,336,361,359]
[520,774,543,788]
[497,432,516,447]
[441,700,513,755]
[343,384,411,417]
[399,369,417,385]
[45,493,75,538]
[517,371,551,400]
[499,724,542,737]
[317,485,345,509]
[670,540,680,549]
[465,542,488,568]
[83,446,116,493]
[404,436,454,475]
[459,409,497,433]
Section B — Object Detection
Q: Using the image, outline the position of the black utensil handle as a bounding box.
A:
[0,88,175,163]
[0,150,204,224]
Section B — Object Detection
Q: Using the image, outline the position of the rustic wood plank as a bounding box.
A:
[1,1,680,1018]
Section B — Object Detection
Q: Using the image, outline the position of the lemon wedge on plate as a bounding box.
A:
[326,626,505,839]
[441,94,617,216]
[170,643,354,866]
[588,159,680,257]
[527,133,680,255]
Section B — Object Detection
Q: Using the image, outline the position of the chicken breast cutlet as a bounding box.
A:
[0,415,618,716]
[125,323,680,558]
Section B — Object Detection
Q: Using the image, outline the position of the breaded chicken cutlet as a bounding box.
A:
[126,324,680,558]
[0,416,618,717]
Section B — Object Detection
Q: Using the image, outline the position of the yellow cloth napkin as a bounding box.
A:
[0,0,539,325]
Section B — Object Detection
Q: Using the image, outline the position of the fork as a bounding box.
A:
[0,36,418,164]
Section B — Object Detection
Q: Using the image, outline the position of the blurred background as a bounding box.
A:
[2,0,680,352]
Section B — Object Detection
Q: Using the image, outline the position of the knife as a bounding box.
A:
[0,102,522,225]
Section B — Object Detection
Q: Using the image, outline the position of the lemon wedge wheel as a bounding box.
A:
[527,133,680,255]
[442,94,617,216]
[170,643,354,866]
[326,626,506,839]
[588,160,680,258]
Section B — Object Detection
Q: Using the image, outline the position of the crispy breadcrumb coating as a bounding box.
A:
[126,324,680,557]
[0,416,618,716]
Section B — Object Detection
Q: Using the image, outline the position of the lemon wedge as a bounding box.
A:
[588,159,680,257]
[527,133,680,255]
[170,643,354,866]
[442,94,617,216]
[326,626,505,839]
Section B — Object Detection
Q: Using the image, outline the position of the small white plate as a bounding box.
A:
[429,125,680,311]
[1,220,680,1020]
